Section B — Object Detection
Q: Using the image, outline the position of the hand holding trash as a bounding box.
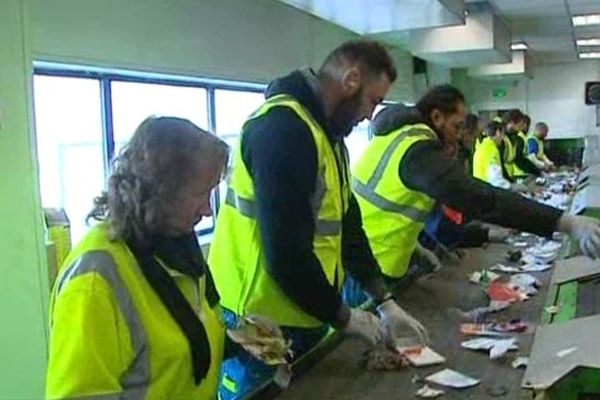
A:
[557,213,600,258]
[416,243,443,272]
[227,315,292,366]
[377,299,429,348]
[343,309,384,346]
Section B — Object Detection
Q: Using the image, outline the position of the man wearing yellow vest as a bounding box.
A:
[209,41,427,400]
[527,122,555,170]
[46,117,230,399]
[473,120,526,192]
[353,84,600,281]
[503,110,541,179]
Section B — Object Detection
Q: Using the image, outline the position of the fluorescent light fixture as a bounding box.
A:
[573,14,600,27]
[577,38,600,46]
[511,42,528,51]
[579,52,600,59]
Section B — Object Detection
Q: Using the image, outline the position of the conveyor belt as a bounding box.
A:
[272,243,551,400]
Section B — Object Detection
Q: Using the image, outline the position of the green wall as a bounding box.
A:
[451,62,600,139]
[0,0,50,398]
[30,0,416,102]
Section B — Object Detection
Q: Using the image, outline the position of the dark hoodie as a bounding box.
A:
[239,68,384,326]
[371,106,562,236]
[507,130,541,176]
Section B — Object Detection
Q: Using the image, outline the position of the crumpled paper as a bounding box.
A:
[425,368,480,388]
[361,347,408,371]
[416,385,444,398]
[227,315,293,366]
[461,337,518,359]
[487,281,529,303]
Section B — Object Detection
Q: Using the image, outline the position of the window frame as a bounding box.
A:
[34,62,266,236]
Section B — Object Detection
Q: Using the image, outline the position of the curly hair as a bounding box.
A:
[88,116,229,243]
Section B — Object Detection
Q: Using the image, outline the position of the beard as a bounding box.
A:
[329,88,363,138]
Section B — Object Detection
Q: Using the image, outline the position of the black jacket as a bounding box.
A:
[508,131,541,176]
[240,69,381,325]
[497,139,515,182]
[371,106,562,236]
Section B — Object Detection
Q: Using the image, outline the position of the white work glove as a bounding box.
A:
[488,226,511,243]
[557,213,600,258]
[343,309,384,346]
[544,160,556,171]
[415,243,443,272]
[510,182,529,193]
[377,299,429,348]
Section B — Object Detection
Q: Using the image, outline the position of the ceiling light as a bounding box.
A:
[579,52,600,59]
[511,42,528,51]
[573,14,600,27]
[577,38,600,46]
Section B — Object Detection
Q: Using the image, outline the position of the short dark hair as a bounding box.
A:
[416,84,466,118]
[463,113,480,135]
[320,40,397,82]
[502,109,524,125]
[370,103,422,136]
[523,114,531,125]
[484,121,504,137]
[535,122,548,131]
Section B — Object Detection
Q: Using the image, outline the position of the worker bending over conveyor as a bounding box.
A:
[208,40,427,400]
[420,114,508,258]
[353,84,600,282]
[528,121,555,170]
[473,120,526,192]
[503,110,541,179]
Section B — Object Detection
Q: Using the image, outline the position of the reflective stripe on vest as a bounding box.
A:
[529,134,545,159]
[473,137,501,183]
[208,93,348,328]
[56,251,150,400]
[517,131,529,158]
[225,185,341,237]
[512,131,529,176]
[351,128,434,223]
[502,135,516,176]
[352,124,437,278]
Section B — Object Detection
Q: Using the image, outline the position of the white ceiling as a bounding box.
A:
[276,0,600,65]
[278,0,465,34]
[468,0,600,64]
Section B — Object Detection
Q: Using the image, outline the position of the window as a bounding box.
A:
[213,89,264,206]
[33,65,266,242]
[111,81,208,154]
[111,81,212,233]
[33,75,105,242]
[346,105,386,167]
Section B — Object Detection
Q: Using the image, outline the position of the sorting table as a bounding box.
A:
[274,241,551,400]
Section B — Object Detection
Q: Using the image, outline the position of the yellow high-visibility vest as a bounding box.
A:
[208,94,350,328]
[47,223,224,399]
[352,123,437,278]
